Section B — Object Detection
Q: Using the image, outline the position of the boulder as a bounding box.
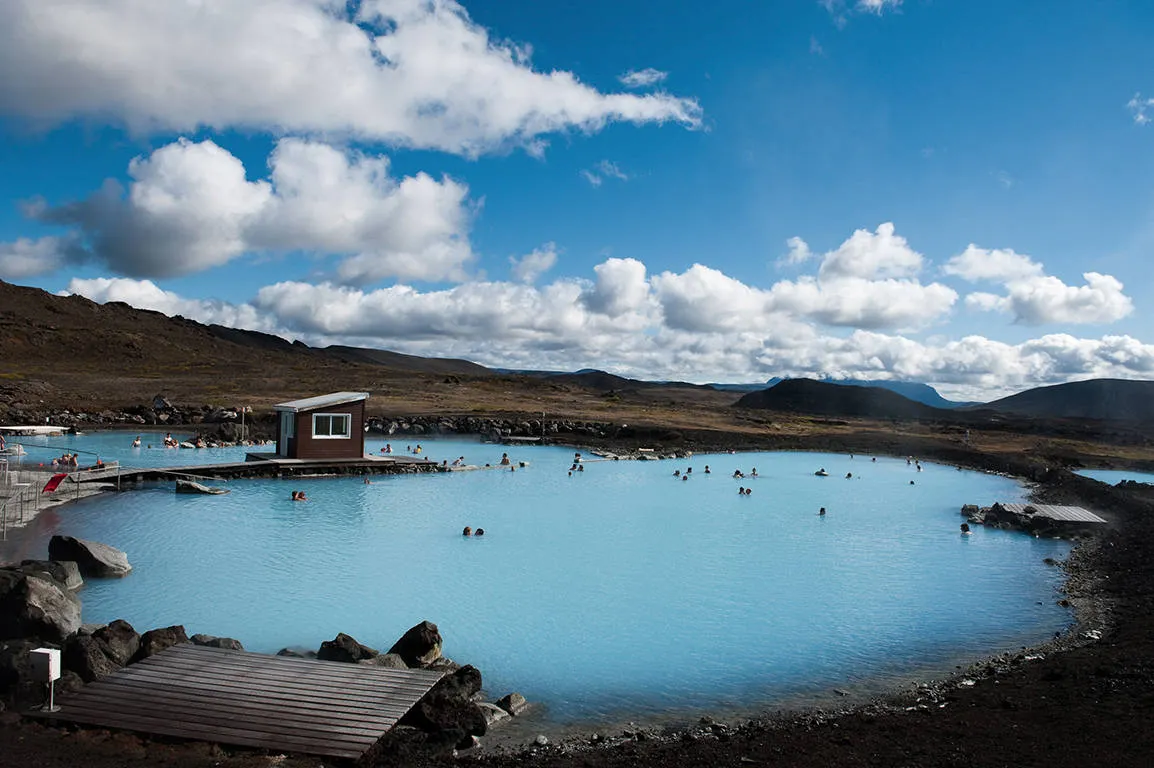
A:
[132,625,188,663]
[276,647,316,659]
[0,570,82,642]
[399,665,486,737]
[317,633,378,663]
[476,701,510,727]
[93,620,140,666]
[63,635,120,682]
[47,536,132,578]
[387,620,443,667]
[359,653,408,669]
[18,560,83,591]
[495,692,529,717]
[190,634,244,651]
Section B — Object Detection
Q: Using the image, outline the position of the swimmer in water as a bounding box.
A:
[462,526,472,536]
[819,507,826,516]
[960,522,972,534]
[475,528,485,536]
[704,465,711,474]
[132,436,141,447]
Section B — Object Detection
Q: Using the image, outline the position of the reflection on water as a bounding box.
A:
[10,434,1073,724]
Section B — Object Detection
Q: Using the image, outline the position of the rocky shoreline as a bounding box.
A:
[2,420,1153,767]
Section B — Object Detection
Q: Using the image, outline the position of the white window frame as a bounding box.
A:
[312,412,352,440]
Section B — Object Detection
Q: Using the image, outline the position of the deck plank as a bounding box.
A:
[27,643,444,759]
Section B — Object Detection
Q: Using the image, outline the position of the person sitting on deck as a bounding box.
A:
[132,436,141,447]
[499,452,511,465]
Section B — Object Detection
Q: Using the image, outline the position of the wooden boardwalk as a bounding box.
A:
[29,643,445,759]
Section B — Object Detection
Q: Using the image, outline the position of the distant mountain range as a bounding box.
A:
[711,377,977,408]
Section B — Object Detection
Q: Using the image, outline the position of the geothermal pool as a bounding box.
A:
[10,434,1072,724]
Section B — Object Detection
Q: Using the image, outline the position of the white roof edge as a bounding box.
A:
[274,391,370,413]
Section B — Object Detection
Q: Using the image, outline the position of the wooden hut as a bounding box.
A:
[274,392,369,460]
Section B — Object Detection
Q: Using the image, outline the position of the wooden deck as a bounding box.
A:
[28,643,445,759]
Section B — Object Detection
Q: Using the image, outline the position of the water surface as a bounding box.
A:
[9,435,1072,724]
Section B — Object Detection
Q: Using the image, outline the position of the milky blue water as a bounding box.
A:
[1077,468,1154,485]
[7,432,1073,725]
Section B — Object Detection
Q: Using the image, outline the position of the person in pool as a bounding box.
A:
[819,506,827,516]
[475,528,485,536]
[462,526,472,536]
[132,436,141,447]
[500,453,511,465]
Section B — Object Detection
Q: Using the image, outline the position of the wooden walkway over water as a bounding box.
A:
[29,643,445,759]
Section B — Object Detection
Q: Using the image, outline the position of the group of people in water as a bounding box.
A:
[462,526,485,537]
[290,490,308,501]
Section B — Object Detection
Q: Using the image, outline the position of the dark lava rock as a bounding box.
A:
[190,634,244,651]
[387,620,443,667]
[0,570,81,642]
[47,536,131,578]
[63,635,119,682]
[496,691,529,716]
[132,625,188,663]
[317,632,378,663]
[400,665,486,737]
[360,653,408,669]
[93,620,140,666]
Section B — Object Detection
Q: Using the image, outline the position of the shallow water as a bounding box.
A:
[1076,468,1154,485]
[9,434,1072,724]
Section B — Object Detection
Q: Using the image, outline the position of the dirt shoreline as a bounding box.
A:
[3,429,1154,768]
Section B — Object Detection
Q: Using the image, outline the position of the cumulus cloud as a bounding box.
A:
[581,258,653,318]
[61,274,1154,401]
[781,236,813,266]
[619,68,669,88]
[32,137,473,284]
[509,243,558,283]
[767,276,957,331]
[818,222,923,280]
[946,245,1133,325]
[0,236,83,279]
[652,264,772,333]
[0,0,700,156]
[64,277,273,330]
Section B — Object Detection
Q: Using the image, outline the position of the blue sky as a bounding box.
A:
[2,0,1154,399]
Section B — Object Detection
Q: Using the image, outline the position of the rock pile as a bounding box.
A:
[317,621,531,757]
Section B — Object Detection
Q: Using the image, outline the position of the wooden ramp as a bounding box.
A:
[30,643,445,759]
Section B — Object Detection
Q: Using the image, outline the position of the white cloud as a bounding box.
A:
[1127,92,1154,125]
[581,258,653,318]
[619,68,669,89]
[64,277,272,330]
[34,137,474,284]
[61,274,1154,401]
[0,236,81,279]
[509,243,558,283]
[819,0,901,24]
[781,236,813,265]
[856,0,902,13]
[817,222,924,280]
[946,245,1133,325]
[965,272,1134,325]
[652,264,772,333]
[581,160,629,187]
[0,0,700,156]
[767,276,957,331]
[943,245,1043,282]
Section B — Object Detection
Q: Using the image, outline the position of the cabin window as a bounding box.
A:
[312,413,351,439]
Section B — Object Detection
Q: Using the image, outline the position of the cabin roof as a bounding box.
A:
[997,503,1107,524]
[273,392,370,413]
